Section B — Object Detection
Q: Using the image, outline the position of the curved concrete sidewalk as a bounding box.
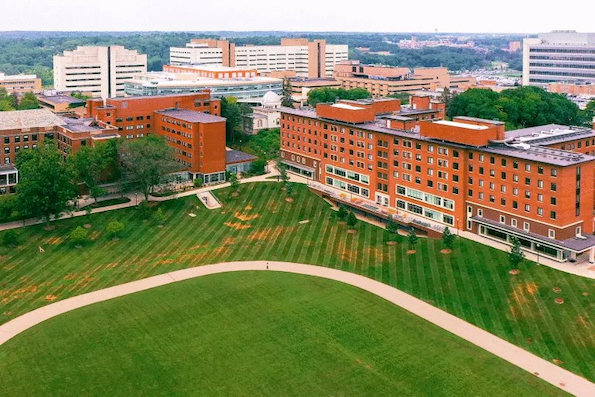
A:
[0,261,593,396]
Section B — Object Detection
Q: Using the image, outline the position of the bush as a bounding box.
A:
[337,205,348,220]
[442,227,455,250]
[70,226,89,246]
[106,220,125,238]
[2,230,19,247]
[153,208,165,225]
[346,211,358,228]
[408,228,418,247]
[193,177,204,188]
[250,158,267,174]
[0,195,17,222]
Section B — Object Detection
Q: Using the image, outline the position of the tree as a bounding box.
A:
[221,96,252,143]
[70,143,115,202]
[16,142,77,225]
[0,87,16,111]
[337,205,348,221]
[69,226,89,247]
[346,211,358,229]
[307,87,371,107]
[508,236,525,268]
[387,92,410,105]
[106,220,125,239]
[17,92,40,110]
[448,86,586,129]
[153,208,166,225]
[281,78,293,107]
[119,135,179,201]
[2,230,19,247]
[229,172,240,192]
[193,176,204,188]
[250,158,267,175]
[407,228,418,248]
[442,227,455,250]
[276,161,290,185]
[386,218,399,241]
[0,195,17,222]
[285,182,294,196]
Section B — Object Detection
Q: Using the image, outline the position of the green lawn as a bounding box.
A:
[0,182,594,382]
[0,271,565,397]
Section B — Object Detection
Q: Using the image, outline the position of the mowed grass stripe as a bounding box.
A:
[0,182,594,382]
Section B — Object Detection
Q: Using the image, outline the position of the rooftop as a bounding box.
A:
[280,107,595,167]
[37,95,86,106]
[331,103,365,111]
[226,148,258,164]
[60,116,111,132]
[128,72,282,88]
[0,109,65,131]
[434,120,488,130]
[505,124,595,147]
[155,108,226,123]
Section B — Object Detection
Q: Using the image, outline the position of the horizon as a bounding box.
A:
[2,0,593,33]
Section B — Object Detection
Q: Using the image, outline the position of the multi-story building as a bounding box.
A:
[523,31,595,87]
[287,77,342,107]
[170,38,348,78]
[279,98,595,263]
[53,46,147,99]
[334,61,476,97]
[86,92,242,183]
[124,67,282,102]
[0,73,42,93]
[0,108,119,194]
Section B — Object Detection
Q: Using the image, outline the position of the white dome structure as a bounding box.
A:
[261,91,281,109]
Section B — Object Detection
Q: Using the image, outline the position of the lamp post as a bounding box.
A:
[535,243,541,265]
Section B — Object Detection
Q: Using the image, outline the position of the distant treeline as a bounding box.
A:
[0,32,525,86]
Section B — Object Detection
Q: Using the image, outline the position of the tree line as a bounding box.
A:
[0,135,178,225]
[447,86,593,130]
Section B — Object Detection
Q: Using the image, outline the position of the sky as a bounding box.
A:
[2,0,593,33]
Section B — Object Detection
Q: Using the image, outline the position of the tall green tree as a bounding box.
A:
[508,237,525,269]
[281,78,294,107]
[16,142,77,225]
[442,227,455,250]
[17,92,40,110]
[70,141,117,202]
[448,86,585,129]
[221,96,252,143]
[407,228,419,248]
[307,87,371,107]
[119,135,179,200]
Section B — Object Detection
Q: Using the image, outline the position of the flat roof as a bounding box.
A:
[155,108,226,123]
[331,103,365,110]
[60,117,109,132]
[280,107,595,167]
[37,95,86,105]
[434,120,488,130]
[454,116,505,125]
[0,109,65,131]
[226,149,258,164]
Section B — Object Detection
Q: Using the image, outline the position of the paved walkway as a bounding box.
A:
[196,191,222,209]
[0,261,592,396]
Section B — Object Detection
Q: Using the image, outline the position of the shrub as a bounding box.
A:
[407,228,418,247]
[106,220,125,238]
[346,211,358,228]
[2,230,19,247]
[337,205,348,220]
[137,201,151,219]
[0,195,17,222]
[442,227,455,250]
[193,177,204,188]
[509,236,525,268]
[250,158,267,174]
[153,208,165,225]
[285,182,293,196]
[70,226,89,246]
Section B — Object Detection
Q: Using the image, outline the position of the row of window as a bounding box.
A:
[3,134,38,144]
[325,176,370,198]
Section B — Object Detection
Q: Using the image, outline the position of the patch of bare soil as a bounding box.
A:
[440,249,452,254]
[234,212,260,222]
[83,224,92,229]
[407,250,417,255]
[386,241,397,246]
[555,298,565,304]
[347,229,357,234]
[509,269,520,275]
[285,197,294,203]
[224,222,251,230]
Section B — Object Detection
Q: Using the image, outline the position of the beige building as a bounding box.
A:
[334,61,476,97]
[170,38,348,78]
[242,91,282,135]
[0,73,42,93]
[53,46,147,99]
[288,77,342,107]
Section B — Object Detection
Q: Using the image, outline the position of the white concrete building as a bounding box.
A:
[242,91,282,135]
[523,31,595,87]
[169,38,348,78]
[53,46,147,99]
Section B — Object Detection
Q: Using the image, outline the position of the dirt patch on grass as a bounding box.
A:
[224,222,251,230]
[106,262,119,269]
[43,236,63,245]
[509,269,520,275]
[245,205,253,210]
[223,237,236,245]
[552,287,561,293]
[89,231,100,240]
[440,249,452,254]
[64,274,78,280]
[285,197,294,203]
[155,259,175,266]
[45,294,58,301]
[386,241,397,246]
[347,229,357,234]
[407,250,417,255]
[234,212,260,222]
[526,283,538,296]
[555,298,565,304]
[553,359,564,365]
[248,229,271,241]
[577,315,590,328]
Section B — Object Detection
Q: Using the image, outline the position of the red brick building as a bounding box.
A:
[280,98,595,263]
[86,92,229,182]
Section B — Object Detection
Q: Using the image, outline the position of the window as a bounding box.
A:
[550,211,556,219]
[525,204,530,212]
[499,215,505,223]
[548,229,555,239]
[551,183,557,191]
[511,219,517,228]
[523,222,530,232]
